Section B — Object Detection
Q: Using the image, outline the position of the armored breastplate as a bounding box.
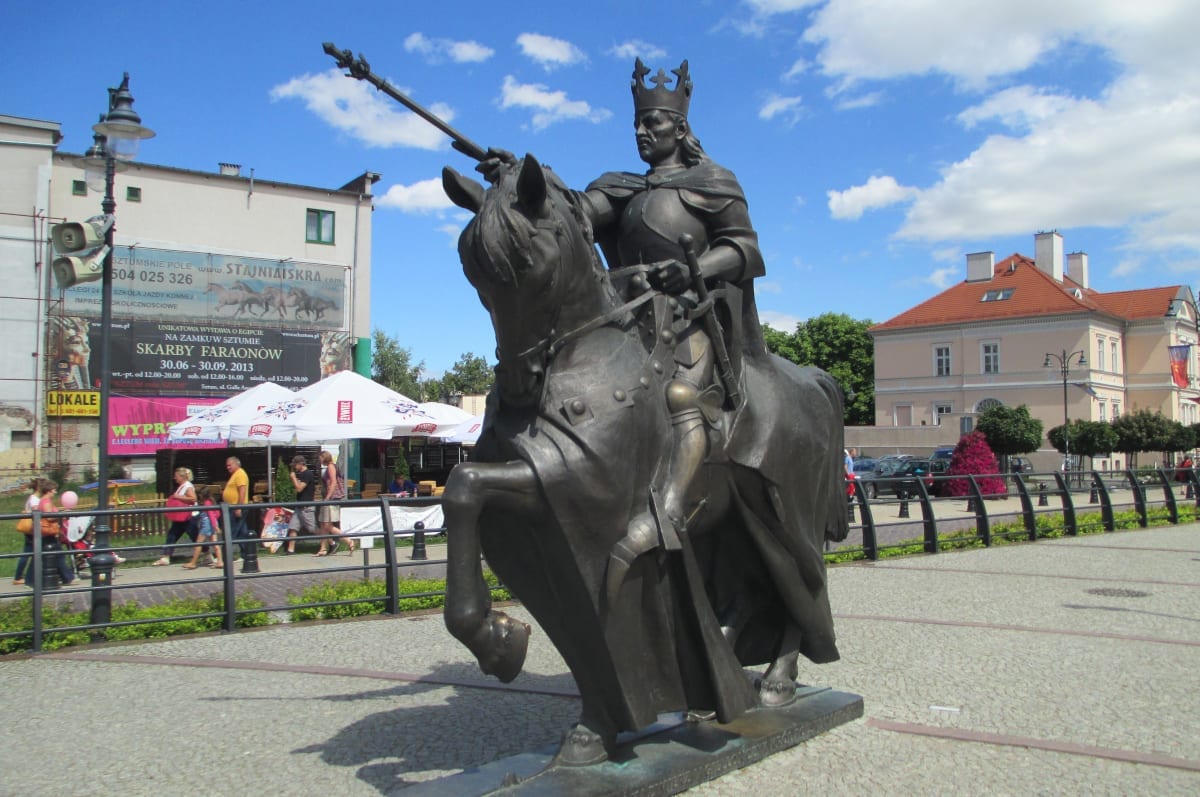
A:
[616,182,708,267]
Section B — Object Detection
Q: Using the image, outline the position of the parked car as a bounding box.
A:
[851,458,877,476]
[858,458,909,499]
[890,459,936,498]
[1009,456,1034,474]
[932,447,955,461]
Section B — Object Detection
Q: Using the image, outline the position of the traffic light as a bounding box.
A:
[50,214,113,289]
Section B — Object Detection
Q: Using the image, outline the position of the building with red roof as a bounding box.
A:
[869,232,1198,467]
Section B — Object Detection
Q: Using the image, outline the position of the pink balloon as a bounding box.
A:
[60,490,79,509]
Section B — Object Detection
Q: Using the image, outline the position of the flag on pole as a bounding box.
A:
[1073,382,1098,398]
[1168,344,1191,389]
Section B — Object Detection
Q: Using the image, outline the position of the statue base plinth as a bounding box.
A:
[398,686,863,796]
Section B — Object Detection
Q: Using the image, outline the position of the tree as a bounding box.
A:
[1049,420,1119,471]
[763,312,874,425]
[1165,420,1196,456]
[943,430,1006,496]
[440,352,493,396]
[371,329,425,399]
[975,405,1043,469]
[1110,409,1173,467]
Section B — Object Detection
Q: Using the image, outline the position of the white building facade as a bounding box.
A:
[0,114,377,487]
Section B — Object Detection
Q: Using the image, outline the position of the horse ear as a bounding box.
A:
[516,153,547,214]
[442,166,484,213]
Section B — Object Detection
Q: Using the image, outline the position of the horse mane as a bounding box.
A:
[459,161,596,288]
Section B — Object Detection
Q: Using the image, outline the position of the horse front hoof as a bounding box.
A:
[759,677,798,708]
[476,613,530,683]
[552,724,610,767]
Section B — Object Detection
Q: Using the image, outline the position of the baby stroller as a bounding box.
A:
[64,515,126,572]
[64,515,94,574]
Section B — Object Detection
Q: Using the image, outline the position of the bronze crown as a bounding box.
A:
[631,58,691,118]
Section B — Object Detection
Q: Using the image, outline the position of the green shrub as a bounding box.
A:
[0,593,270,654]
[286,571,511,622]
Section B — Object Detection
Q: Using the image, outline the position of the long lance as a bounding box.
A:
[679,234,741,407]
[322,42,487,162]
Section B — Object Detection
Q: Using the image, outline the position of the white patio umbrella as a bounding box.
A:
[167,381,294,442]
[167,380,295,497]
[228,371,467,443]
[436,413,484,444]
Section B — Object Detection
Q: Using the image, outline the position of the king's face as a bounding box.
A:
[635,110,683,166]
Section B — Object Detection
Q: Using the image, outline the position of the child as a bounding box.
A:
[183,485,223,570]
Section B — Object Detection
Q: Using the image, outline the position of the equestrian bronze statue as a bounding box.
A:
[325,44,849,768]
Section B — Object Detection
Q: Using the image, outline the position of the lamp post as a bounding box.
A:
[1044,349,1087,474]
[77,74,153,628]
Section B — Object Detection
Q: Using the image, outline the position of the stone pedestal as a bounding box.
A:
[397,686,863,797]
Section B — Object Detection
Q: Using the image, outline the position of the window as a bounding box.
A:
[982,342,999,374]
[981,288,1014,302]
[11,430,32,447]
[976,398,1002,413]
[125,186,141,202]
[1111,339,1119,372]
[71,180,87,196]
[1096,336,1106,370]
[306,209,335,244]
[934,345,951,377]
[1098,401,1107,422]
[934,403,952,425]
[1112,401,1121,419]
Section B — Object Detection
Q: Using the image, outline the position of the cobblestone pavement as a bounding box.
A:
[1,527,1197,795]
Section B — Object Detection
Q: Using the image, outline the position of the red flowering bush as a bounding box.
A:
[943,431,1007,497]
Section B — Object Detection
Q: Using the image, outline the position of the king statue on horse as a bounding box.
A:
[325,43,851,769]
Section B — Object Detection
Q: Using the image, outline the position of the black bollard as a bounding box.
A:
[1038,483,1048,507]
[965,497,977,513]
[411,520,428,561]
[1089,486,1099,504]
[239,509,260,574]
[897,490,910,518]
[41,536,62,590]
[1187,483,1195,499]
[89,520,117,638]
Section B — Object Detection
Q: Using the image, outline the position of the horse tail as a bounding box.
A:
[815,370,851,543]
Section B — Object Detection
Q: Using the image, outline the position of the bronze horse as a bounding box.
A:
[441,155,847,766]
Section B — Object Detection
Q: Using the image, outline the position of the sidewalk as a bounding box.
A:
[1,526,1197,795]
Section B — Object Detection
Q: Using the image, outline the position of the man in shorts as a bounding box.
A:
[287,455,318,555]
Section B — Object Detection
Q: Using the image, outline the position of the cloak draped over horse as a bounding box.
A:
[441,155,847,765]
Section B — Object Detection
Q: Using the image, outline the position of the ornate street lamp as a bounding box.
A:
[1044,349,1088,474]
[78,74,153,627]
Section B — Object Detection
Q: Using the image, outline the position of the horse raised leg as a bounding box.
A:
[442,459,537,683]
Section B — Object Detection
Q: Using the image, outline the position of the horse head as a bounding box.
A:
[444,155,615,408]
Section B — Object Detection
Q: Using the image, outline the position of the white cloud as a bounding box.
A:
[756,280,784,295]
[516,33,586,70]
[759,310,803,332]
[375,178,453,213]
[957,86,1075,131]
[499,75,612,131]
[609,40,667,61]
[897,75,1200,254]
[828,175,920,220]
[759,94,804,125]
[270,70,451,150]
[794,2,1200,260]
[833,91,883,111]
[404,33,494,64]
[927,266,960,290]
[438,223,465,246]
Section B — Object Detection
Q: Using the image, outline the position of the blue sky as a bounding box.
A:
[7,0,1199,377]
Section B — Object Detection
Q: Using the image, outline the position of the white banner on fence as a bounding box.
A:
[340,504,444,548]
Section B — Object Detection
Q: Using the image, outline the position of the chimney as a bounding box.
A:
[1067,251,1089,289]
[218,162,242,177]
[965,251,995,282]
[1034,231,1064,281]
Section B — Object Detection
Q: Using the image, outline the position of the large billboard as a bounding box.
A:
[109,396,225,456]
[47,245,355,397]
[62,246,348,331]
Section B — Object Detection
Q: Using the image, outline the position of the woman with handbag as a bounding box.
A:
[155,467,198,566]
[36,481,81,587]
[316,450,354,556]
[12,477,48,586]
